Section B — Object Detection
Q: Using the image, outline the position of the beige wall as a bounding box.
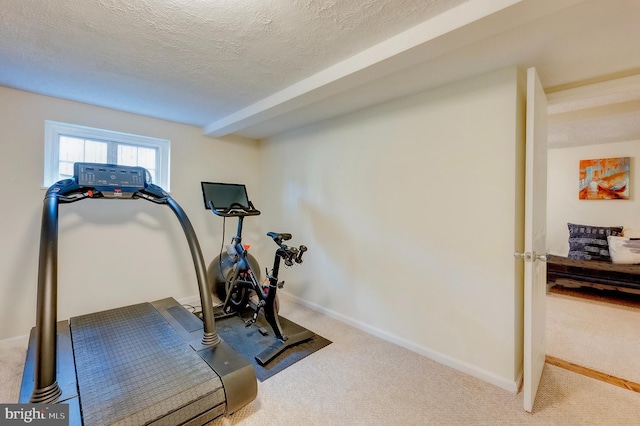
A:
[0,67,528,392]
[0,86,261,340]
[547,140,640,255]
[257,67,527,391]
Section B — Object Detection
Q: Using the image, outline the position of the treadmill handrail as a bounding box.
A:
[30,176,219,404]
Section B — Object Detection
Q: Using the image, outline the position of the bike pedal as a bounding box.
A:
[258,327,269,336]
[277,280,285,288]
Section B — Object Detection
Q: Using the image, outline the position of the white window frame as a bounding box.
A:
[44,121,171,191]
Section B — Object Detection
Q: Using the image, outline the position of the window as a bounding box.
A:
[44,121,170,190]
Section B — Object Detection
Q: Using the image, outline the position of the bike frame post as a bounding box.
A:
[263,250,287,341]
[235,216,244,242]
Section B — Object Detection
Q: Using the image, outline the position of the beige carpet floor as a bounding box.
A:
[2,294,640,425]
[546,291,640,385]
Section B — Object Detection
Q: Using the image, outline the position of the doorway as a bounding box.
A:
[544,73,640,390]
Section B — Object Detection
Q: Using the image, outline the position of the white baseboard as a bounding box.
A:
[514,368,523,393]
[143,291,522,394]
[176,293,226,309]
[285,292,521,394]
[0,334,29,351]
[176,294,203,308]
[3,293,523,394]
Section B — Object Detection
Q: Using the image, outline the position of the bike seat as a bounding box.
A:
[267,232,292,242]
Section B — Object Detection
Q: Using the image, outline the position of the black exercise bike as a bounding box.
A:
[202,182,314,365]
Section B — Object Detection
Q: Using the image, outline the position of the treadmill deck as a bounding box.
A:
[20,298,259,426]
[70,302,225,426]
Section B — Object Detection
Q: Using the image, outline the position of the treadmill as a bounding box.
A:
[19,163,257,425]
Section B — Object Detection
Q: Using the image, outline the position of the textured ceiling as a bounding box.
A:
[1,0,640,145]
[548,75,640,148]
[0,0,464,126]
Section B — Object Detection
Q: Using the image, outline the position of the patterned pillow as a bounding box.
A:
[567,223,623,261]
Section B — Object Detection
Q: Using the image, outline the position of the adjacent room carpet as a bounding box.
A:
[546,289,640,385]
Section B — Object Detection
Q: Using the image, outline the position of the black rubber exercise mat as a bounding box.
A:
[215,312,331,381]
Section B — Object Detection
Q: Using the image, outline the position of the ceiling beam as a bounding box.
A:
[202,0,526,138]
[549,100,640,124]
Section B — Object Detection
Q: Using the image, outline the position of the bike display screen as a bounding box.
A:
[201,182,250,210]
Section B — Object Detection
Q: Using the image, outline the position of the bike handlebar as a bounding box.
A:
[295,245,307,264]
[267,231,307,265]
[208,200,261,217]
[277,243,307,266]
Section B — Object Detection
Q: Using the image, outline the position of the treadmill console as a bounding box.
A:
[75,163,147,196]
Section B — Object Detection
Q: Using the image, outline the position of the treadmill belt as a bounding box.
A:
[70,303,224,426]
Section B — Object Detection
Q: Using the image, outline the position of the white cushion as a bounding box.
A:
[607,236,640,264]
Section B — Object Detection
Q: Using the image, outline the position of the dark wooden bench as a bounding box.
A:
[547,254,640,295]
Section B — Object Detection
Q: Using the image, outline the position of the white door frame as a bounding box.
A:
[522,66,548,412]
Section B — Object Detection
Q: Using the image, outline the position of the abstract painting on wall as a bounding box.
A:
[579,157,630,200]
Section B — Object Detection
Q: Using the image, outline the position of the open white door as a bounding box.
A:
[522,67,548,412]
